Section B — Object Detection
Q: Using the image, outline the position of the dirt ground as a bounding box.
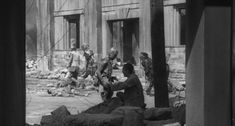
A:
[26,67,185,125]
[26,77,158,125]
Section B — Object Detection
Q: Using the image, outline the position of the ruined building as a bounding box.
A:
[34,0,186,71]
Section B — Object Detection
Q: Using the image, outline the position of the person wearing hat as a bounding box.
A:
[139,52,154,96]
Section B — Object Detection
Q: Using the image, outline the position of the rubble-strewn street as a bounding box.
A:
[26,61,185,125]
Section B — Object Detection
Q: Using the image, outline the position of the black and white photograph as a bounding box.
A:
[0,0,234,126]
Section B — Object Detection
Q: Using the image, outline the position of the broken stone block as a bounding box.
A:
[144,119,178,126]
[164,122,181,126]
[64,113,123,126]
[40,115,63,126]
[111,106,144,126]
[51,105,71,119]
[172,104,185,126]
[40,106,71,126]
[82,97,124,114]
[144,107,172,121]
[25,123,40,126]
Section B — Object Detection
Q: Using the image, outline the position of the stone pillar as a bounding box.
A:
[186,0,232,126]
[102,15,112,58]
[84,0,102,62]
[80,14,85,46]
[140,0,152,57]
[36,0,53,72]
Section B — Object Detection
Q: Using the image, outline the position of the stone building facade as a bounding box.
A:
[35,0,186,71]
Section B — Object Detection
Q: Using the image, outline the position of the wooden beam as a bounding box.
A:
[151,0,169,107]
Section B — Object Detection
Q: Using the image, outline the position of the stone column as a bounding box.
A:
[140,0,152,57]
[36,0,53,72]
[84,0,102,62]
[186,0,232,125]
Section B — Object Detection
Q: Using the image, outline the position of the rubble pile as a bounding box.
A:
[26,59,38,71]
[168,63,186,88]
[26,68,69,79]
[45,76,97,97]
[26,105,185,126]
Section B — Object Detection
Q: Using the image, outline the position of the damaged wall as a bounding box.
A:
[26,0,37,60]
[36,0,54,72]
[35,0,186,71]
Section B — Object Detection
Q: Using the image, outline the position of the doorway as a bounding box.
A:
[65,14,80,49]
[108,18,139,65]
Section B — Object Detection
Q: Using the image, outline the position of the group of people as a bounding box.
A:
[66,39,170,109]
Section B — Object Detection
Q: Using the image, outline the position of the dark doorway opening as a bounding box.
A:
[108,18,139,65]
[65,14,80,49]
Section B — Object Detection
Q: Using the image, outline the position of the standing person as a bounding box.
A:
[95,48,118,101]
[104,63,145,108]
[139,52,154,96]
[65,39,81,87]
[82,45,96,78]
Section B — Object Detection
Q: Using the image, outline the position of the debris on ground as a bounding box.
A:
[26,59,38,72]
[46,77,96,97]
[29,104,185,126]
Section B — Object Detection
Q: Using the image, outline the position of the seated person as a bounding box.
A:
[104,63,145,108]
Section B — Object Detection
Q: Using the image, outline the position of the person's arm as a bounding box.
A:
[109,75,136,91]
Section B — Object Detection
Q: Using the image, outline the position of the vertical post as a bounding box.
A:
[85,0,102,62]
[36,0,53,72]
[151,0,169,107]
[48,0,54,70]
[186,0,232,125]
[0,1,25,125]
[140,0,152,57]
